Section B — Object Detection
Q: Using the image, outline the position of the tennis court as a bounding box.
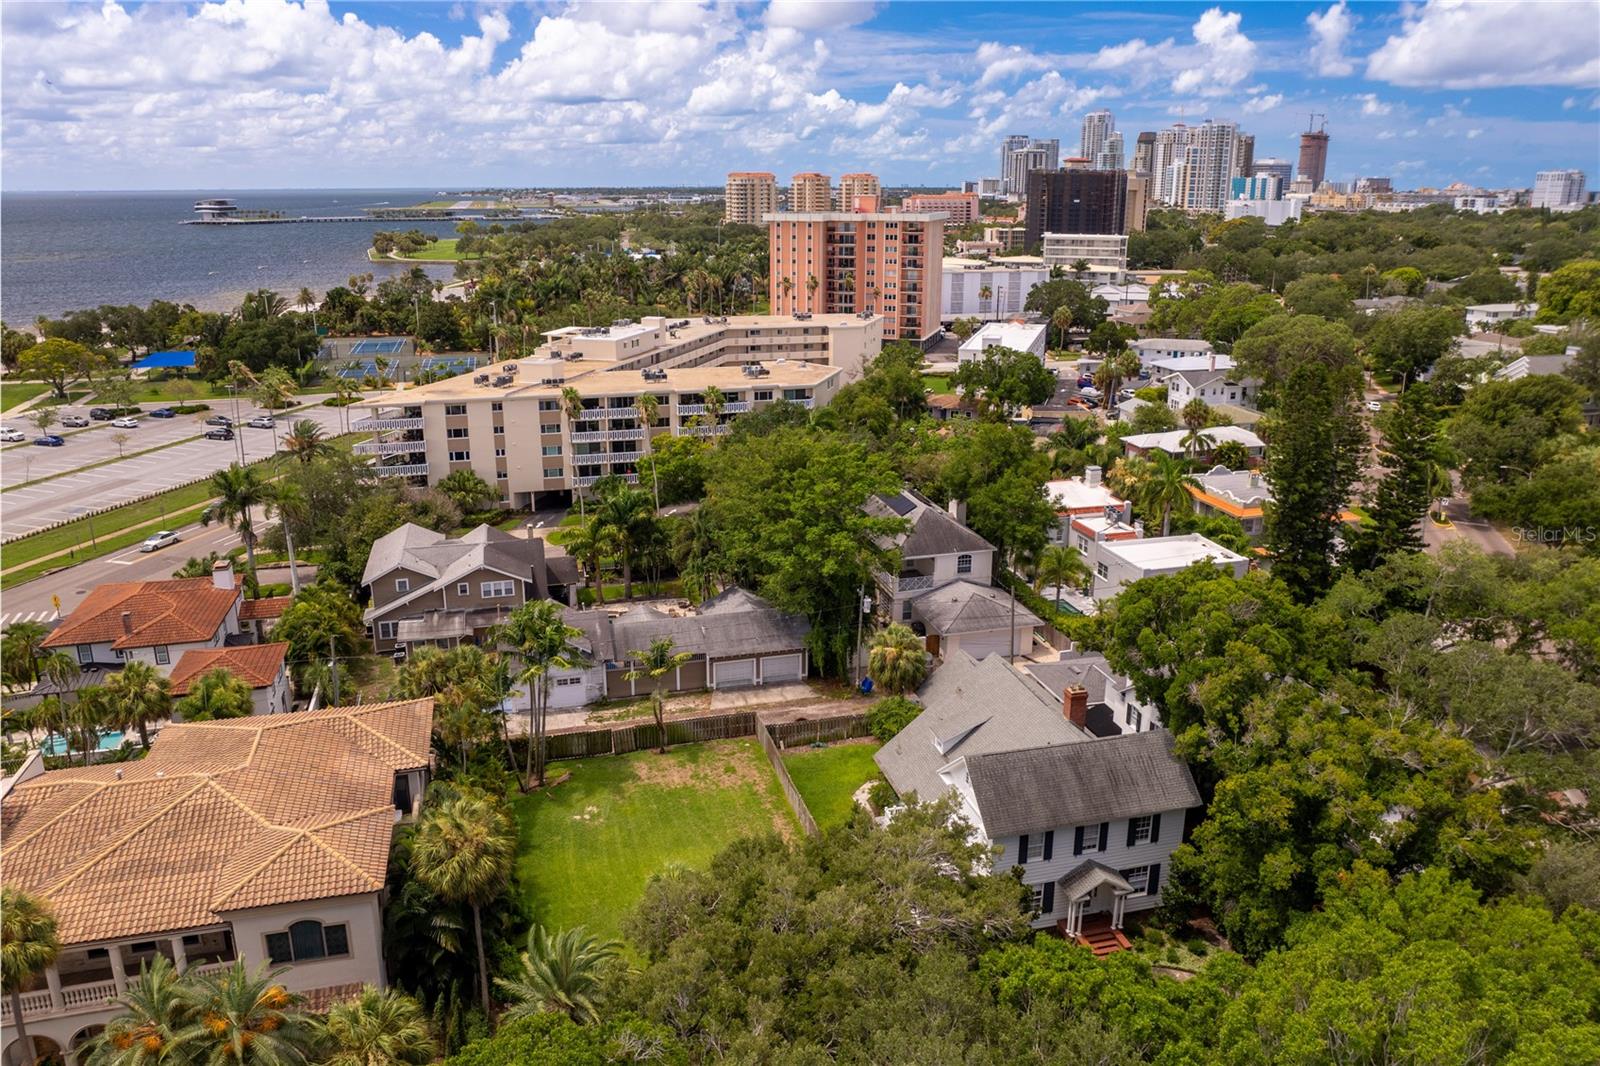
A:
[349,339,407,356]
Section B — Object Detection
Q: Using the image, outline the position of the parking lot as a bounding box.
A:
[1,402,350,539]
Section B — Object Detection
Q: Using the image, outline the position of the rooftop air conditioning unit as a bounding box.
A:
[503,363,518,373]
[474,373,490,385]
[492,375,513,386]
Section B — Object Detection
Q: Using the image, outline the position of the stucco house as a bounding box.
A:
[361,523,579,652]
[40,564,245,674]
[0,699,434,1066]
[167,642,292,716]
[874,652,1197,953]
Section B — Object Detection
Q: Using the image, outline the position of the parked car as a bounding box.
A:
[149,408,176,419]
[205,415,232,426]
[89,408,116,421]
[1079,385,1103,401]
[60,415,89,428]
[1365,400,1383,412]
[204,426,234,440]
[0,428,25,442]
[33,435,65,447]
[246,415,275,429]
[1076,375,1094,388]
[111,417,140,428]
[139,530,180,553]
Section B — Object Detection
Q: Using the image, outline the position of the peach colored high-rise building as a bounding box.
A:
[837,172,881,211]
[901,191,981,225]
[789,172,832,212]
[724,171,778,224]
[767,196,945,348]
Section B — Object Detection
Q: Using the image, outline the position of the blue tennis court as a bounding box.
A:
[337,360,380,379]
[419,356,477,374]
[350,339,406,356]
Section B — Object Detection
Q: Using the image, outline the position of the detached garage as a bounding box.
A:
[911,580,1042,664]
[711,658,757,689]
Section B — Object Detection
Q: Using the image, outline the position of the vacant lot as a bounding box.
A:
[783,740,882,829]
[510,740,795,939]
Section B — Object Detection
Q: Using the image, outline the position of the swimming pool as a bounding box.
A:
[41,731,127,757]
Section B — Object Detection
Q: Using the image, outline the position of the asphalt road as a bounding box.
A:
[0,518,244,626]
[1421,493,1515,557]
[1,402,350,539]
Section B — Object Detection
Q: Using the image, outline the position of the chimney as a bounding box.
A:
[212,559,234,590]
[121,610,133,635]
[1209,352,1216,371]
[1063,685,1089,729]
[1085,465,1103,487]
[1249,472,1261,487]
[947,499,968,525]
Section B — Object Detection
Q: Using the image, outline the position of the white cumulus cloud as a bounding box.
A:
[1242,93,1282,114]
[1305,1,1355,77]
[1366,0,1600,89]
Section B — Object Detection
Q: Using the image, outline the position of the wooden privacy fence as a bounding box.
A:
[758,719,819,837]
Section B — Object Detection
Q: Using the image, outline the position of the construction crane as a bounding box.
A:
[1307,112,1327,133]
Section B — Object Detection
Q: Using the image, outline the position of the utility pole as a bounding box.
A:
[1007,547,1018,662]
[854,584,871,686]
[329,636,340,705]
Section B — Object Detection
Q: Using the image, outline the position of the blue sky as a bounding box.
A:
[3,1,1597,191]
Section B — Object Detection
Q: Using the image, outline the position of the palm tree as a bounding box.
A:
[1071,258,1091,282]
[563,516,615,606]
[201,463,270,588]
[101,660,170,749]
[2,620,49,687]
[1093,351,1142,412]
[867,624,927,695]
[673,509,726,604]
[265,480,309,595]
[281,419,330,465]
[411,789,515,1018]
[979,283,993,319]
[497,600,587,789]
[496,925,621,1025]
[560,386,588,519]
[319,986,435,1066]
[171,959,317,1066]
[634,392,661,509]
[624,637,692,754]
[703,385,727,433]
[1141,452,1199,536]
[1034,544,1091,596]
[1051,305,1075,349]
[805,273,819,307]
[90,954,189,1066]
[174,668,255,721]
[2,886,60,1066]
[597,485,653,599]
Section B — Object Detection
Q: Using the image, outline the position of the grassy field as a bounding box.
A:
[921,373,955,395]
[510,740,795,939]
[390,238,478,262]
[783,740,883,829]
[0,382,52,412]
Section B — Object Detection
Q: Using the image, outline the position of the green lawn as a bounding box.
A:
[400,238,478,262]
[510,740,796,939]
[782,741,883,829]
[0,382,52,412]
[921,373,955,395]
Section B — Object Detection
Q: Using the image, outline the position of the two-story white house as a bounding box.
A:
[1158,356,1260,413]
[167,643,292,716]
[874,652,1197,954]
[865,490,1041,660]
[40,563,246,674]
[0,700,434,1066]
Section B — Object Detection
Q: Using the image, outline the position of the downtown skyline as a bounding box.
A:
[2,0,1597,192]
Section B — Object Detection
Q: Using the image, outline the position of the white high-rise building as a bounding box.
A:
[1081,111,1115,166]
[1253,157,1293,188]
[1005,139,1060,198]
[1183,121,1239,212]
[1096,131,1125,172]
[1000,135,1030,194]
[1150,126,1190,205]
[1532,169,1587,208]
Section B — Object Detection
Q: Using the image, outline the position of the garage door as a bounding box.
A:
[760,653,804,684]
[957,631,1012,661]
[548,673,589,709]
[712,658,756,689]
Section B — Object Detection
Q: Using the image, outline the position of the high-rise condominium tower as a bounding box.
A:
[725,172,777,224]
[837,173,881,211]
[790,172,832,212]
[1298,127,1330,188]
[1532,169,1587,208]
[1081,111,1115,164]
[1001,137,1060,195]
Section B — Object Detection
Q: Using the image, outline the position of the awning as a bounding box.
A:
[1057,860,1134,901]
[396,612,472,644]
[130,350,197,369]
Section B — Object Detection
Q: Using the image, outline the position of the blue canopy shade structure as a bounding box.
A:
[130,350,197,369]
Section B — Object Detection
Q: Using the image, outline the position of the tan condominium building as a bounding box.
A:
[724,171,778,225]
[351,313,880,508]
[837,172,881,211]
[790,172,832,212]
[766,197,946,347]
[902,191,981,224]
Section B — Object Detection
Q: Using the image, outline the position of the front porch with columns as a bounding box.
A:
[1051,861,1135,957]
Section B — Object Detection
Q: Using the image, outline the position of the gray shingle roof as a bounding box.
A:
[560,588,809,665]
[965,729,1200,838]
[362,523,573,620]
[874,652,1086,802]
[912,581,1042,636]
[1057,860,1132,899]
[865,489,994,559]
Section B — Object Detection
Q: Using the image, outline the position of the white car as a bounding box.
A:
[0,428,24,443]
[1365,400,1383,412]
[139,530,180,552]
[111,417,140,428]
[247,415,275,429]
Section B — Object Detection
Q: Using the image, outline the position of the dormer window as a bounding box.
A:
[956,554,973,574]
[395,578,410,593]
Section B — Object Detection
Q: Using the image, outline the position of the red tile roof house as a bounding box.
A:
[41,562,247,674]
[168,643,292,716]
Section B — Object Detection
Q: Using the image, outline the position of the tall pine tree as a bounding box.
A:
[1356,385,1440,567]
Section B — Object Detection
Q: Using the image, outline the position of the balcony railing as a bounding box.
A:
[374,463,429,478]
[61,980,119,1011]
[353,440,426,456]
[351,416,423,432]
[897,573,935,593]
[0,988,58,1022]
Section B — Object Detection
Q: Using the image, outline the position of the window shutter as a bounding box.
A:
[1126,819,1138,848]
[1148,864,1162,895]
[1073,826,1085,855]
[1042,882,1055,915]
[1150,813,1162,844]
[1042,830,1054,861]
[1097,822,1109,852]
[1018,834,1029,865]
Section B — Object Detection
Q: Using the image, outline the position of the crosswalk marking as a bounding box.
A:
[0,610,56,626]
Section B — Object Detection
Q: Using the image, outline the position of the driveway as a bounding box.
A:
[709,682,818,712]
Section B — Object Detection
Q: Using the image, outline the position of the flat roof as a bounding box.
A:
[356,357,840,405]
[1046,477,1125,512]
[1100,533,1245,569]
[961,321,1047,351]
[766,212,948,222]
